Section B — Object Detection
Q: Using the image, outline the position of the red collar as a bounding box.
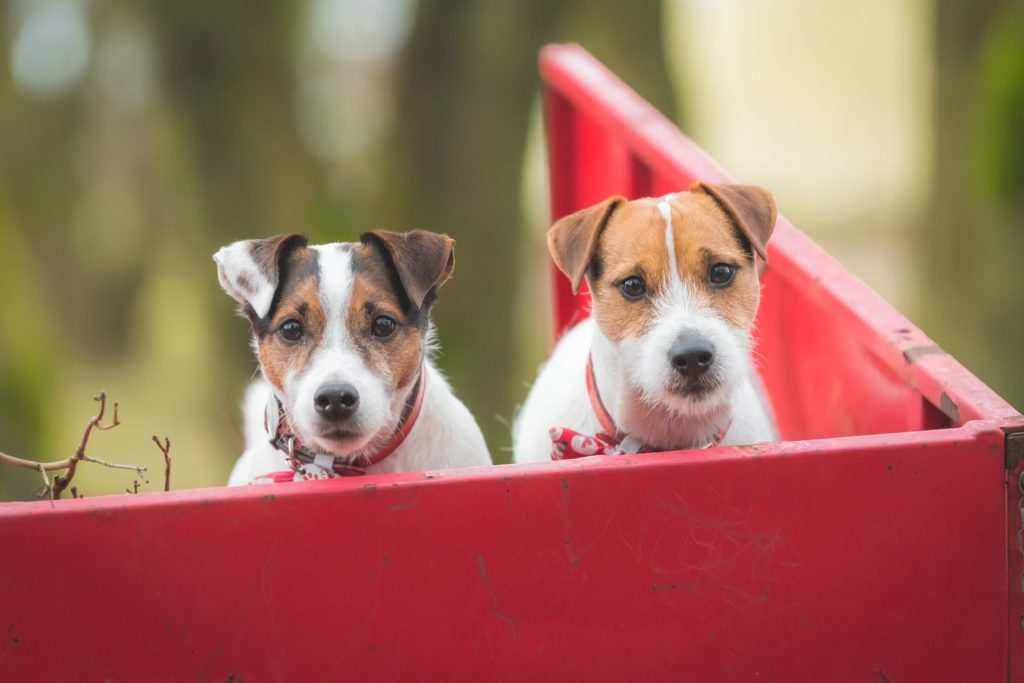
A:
[585,355,730,452]
[586,355,624,443]
[261,367,426,481]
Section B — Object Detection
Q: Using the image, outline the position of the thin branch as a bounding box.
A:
[0,450,81,473]
[79,455,147,473]
[0,393,146,500]
[53,393,137,498]
[152,436,172,492]
[37,464,53,506]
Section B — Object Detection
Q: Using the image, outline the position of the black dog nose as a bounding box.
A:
[670,336,715,379]
[314,382,359,420]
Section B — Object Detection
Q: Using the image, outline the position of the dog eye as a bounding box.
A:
[371,315,397,339]
[279,319,303,342]
[708,263,737,287]
[618,276,646,301]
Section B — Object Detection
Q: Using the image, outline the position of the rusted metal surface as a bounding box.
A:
[902,343,945,364]
[1008,432,1024,682]
[1007,430,1024,471]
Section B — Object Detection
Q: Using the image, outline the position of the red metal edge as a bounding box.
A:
[542,86,592,342]
[538,43,1019,425]
[0,421,1004,520]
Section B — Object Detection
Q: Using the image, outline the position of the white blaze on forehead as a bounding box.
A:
[288,242,394,449]
[311,243,354,347]
[657,193,681,290]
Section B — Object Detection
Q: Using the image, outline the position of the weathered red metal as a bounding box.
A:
[0,44,1020,682]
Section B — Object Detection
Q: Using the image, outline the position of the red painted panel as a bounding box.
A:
[0,424,1008,681]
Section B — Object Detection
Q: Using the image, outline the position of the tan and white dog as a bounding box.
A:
[215,230,491,484]
[514,183,778,463]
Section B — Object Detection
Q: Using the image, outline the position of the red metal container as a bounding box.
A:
[1,44,1021,682]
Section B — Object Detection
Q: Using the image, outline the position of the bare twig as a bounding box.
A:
[152,436,171,492]
[37,464,53,506]
[0,393,146,500]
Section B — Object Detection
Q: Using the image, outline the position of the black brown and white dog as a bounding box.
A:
[215,230,490,484]
[514,184,778,462]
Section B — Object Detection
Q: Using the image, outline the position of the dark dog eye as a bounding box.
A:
[280,319,303,342]
[371,315,397,339]
[708,263,737,287]
[618,276,646,301]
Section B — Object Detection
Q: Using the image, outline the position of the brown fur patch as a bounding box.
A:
[348,243,425,392]
[586,192,762,342]
[235,271,255,295]
[589,200,665,342]
[256,248,323,391]
[671,193,761,330]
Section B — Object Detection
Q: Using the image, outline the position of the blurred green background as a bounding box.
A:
[0,0,1021,500]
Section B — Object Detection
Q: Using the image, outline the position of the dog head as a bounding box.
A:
[214,230,454,456]
[547,183,776,420]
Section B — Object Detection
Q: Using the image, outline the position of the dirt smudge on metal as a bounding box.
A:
[939,392,961,424]
[476,555,516,630]
[651,581,697,593]
[902,343,944,364]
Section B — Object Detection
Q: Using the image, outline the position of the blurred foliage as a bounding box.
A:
[924,0,1024,413]
[0,0,677,498]
[0,1,1020,501]
[0,193,61,498]
[973,3,1024,206]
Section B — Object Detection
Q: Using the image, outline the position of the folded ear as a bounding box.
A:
[546,195,625,294]
[691,183,777,263]
[213,234,308,320]
[360,230,455,310]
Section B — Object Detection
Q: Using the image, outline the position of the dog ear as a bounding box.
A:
[547,195,625,294]
[360,230,455,310]
[213,233,308,320]
[691,183,777,263]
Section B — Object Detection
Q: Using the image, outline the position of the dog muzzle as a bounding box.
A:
[549,355,730,460]
[252,368,426,484]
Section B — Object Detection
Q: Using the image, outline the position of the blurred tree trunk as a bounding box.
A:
[926,0,1024,410]
[0,6,88,344]
[0,4,159,361]
[382,0,678,459]
[146,2,321,242]
[145,1,326,380]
